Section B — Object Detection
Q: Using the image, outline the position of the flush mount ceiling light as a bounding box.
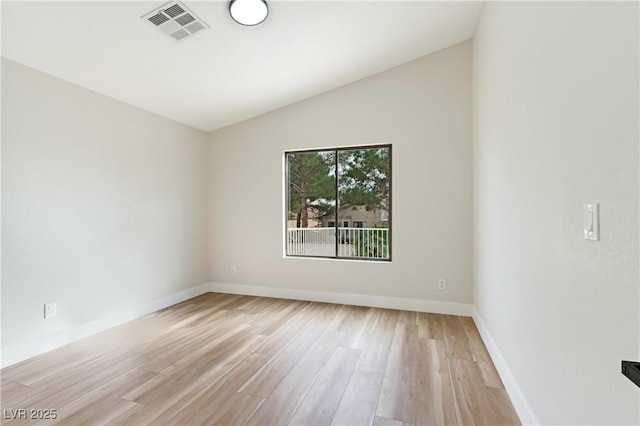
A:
[229,0,269,26]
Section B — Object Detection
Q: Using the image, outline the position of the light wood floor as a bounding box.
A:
[1,293,520,425]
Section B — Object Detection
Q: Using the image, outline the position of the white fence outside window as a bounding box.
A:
[286,227,389,260]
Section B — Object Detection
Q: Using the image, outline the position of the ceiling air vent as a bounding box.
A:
[142,1,209,42]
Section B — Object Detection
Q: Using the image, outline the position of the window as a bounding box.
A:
[285,145,391,260]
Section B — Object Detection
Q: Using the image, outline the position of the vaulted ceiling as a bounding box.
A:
[2,1,482,131]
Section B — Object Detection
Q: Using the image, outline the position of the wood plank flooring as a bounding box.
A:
[0,293,520,425]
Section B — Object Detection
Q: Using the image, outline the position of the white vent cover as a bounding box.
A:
[142,1,209,41]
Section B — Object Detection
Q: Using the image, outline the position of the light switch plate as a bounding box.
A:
[584,204,599,241]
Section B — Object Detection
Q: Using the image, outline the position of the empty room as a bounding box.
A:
[1,1,638,425]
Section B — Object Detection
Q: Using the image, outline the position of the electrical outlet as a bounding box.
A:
[44,303,57,319]
[438,279,446,290]
[231,266,237,275]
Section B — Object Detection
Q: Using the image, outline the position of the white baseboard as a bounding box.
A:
[0,282,210,369]
[209,282,472,316]
[472,308,539,425]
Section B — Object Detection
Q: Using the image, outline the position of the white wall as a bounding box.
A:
[208,42,472,309]
[1,59,210,362]
[473,2,639,424]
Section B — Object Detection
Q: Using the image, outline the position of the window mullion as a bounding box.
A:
[334,149,339,258]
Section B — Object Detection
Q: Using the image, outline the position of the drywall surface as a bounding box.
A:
[208,42,472,306]
[473,2,639,424]
[1,59,209,355]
